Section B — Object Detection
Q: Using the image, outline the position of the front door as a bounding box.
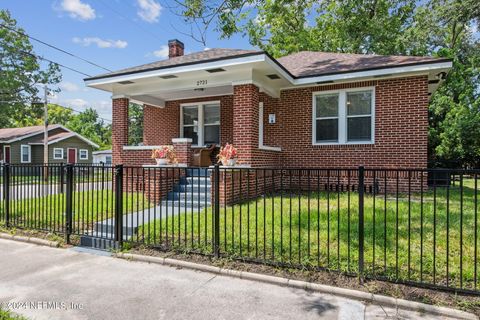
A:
[67,148,77,164]
[3,146,10,163]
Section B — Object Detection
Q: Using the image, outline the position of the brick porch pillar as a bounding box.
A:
[232,84,259,165]
[112,97,129,165]
[172,138,192,165]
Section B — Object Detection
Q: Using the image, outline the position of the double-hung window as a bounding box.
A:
[181,102,220,146]
[20,145,31,163]
[313,88,374,144]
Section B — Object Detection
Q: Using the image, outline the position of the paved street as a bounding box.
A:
[0,239,458,320]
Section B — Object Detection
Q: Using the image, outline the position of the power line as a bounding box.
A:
[0,23,112,72]
[0,100,112,123]
[0,41,92,77]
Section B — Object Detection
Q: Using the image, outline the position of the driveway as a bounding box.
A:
[0,239,453,320]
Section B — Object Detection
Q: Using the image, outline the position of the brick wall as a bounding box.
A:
[279,76,429,169]
[112,98,129,165]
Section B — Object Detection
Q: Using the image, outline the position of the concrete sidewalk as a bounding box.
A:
[0,239,458,320]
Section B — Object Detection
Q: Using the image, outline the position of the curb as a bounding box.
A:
[0,232,60,248]
[115,252,477,320]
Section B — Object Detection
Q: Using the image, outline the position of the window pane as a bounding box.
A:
[183,106,198,125]
[347,91,372,115]
[21,146,29,162]
[204,125,220,145]
[315,94,338,117]
[183,127,198,145]
[204,104,220,125]
[316,119,338,142]
[347,116,371,141]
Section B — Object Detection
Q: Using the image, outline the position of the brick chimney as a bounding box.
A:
[168,39,184,58]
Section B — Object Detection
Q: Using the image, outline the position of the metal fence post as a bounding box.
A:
[59,163,64,194]
[358,166,365,283]
[65,164,74,244]
[3,163,10,227]
[114,164,124,248]
[213,164,220,258]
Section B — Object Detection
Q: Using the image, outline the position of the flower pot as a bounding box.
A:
[155,158,168,165]
[227,159,237,166]
[221,159,228,166]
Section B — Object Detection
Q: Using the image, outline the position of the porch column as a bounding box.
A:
[112,97,129,165]
[172,138,192,165]
[232,84,259,165]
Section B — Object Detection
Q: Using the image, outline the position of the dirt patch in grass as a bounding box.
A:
[129,245,480,316]
[0,225,67,247]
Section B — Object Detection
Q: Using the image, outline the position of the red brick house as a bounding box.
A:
[85,39,451,170]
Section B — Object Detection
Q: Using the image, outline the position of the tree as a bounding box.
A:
[176,0,480,167]
[128,102,144,146]
[67,108,111,150]
[0,10,61,127]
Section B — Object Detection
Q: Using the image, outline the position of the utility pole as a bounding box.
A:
[43,85,49,180]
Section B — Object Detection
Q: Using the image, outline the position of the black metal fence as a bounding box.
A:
[0,163,479,294]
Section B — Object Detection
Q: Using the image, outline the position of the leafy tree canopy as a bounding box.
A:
[0,9,61,127]
[177,0,480,167]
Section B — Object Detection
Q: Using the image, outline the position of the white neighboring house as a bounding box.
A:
[92,149,112,165]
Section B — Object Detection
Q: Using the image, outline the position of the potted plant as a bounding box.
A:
[151,146,178,165]
[217,143,238,166]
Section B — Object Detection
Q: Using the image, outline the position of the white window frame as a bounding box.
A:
[53,148,64,160]
[180,101,221,147]
[20,144,31,163]
[312,87,375,145]
[79,149,89,160]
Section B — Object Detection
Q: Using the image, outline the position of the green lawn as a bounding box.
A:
[137,178,480,290]
[0,308,27,320]
[0,189,152,233]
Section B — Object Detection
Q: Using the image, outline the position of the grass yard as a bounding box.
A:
[0,189,153,233]
[137,178,480,290]
[0,308,27,320]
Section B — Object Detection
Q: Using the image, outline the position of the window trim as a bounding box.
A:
[312,87,375,146]
[79,149,89,160]
[53,148,64,160]
[20,144,31,163]
[180,101,221,147]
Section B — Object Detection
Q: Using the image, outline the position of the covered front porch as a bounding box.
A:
[103,67,284,168]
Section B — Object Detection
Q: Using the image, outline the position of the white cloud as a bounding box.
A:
[137,0,162,23]
[73,37,128,49]
[59,0,96,21]
[59,81,80,92]
[63,98,89,108]
[152,45,169,58]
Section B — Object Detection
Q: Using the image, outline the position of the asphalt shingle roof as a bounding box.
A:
[88,48,261,80]
[276,51,447,78]
[0,125,62,142]
[85,48,450,81]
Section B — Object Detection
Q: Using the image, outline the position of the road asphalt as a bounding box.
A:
[0,239,459,320]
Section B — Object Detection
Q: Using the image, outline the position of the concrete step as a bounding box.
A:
[180,176,211,185]
[79,235,119,251]
[185,168,211,177]
[173,184,211,193]
[167,191,210,202]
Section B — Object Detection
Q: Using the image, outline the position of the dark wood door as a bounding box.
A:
[4,146,10,163]
[67,148,76,164]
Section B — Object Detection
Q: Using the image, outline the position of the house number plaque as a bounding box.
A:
[196,80,208,86]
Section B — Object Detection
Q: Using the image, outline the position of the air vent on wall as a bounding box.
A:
[206,68,225,73]
[118,80,134,85]
[316,80,334,84]
[159,75,178,79]
[428,79,440,84]
[373,74,393,78]
[266,74,280,80]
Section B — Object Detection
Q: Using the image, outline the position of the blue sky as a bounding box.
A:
[2,0,253,121]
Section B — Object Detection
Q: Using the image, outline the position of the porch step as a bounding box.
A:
[185,168,211,177]
[173,184,211,193]
[180,176,211,185]
[167,190,210,202]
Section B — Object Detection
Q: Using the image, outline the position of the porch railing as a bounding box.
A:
[0,163,479,294]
